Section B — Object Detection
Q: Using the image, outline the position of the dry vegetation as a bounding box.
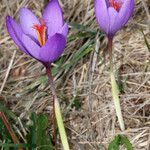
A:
[0,0,150,149]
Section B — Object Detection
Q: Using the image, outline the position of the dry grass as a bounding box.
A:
[0,0,150,149]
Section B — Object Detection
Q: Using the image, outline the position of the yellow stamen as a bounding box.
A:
[33,20,47,46]
[42,26,47,45]
[36,30,43,46]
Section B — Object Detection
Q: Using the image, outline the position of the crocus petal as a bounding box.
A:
[114,0,134,33]
[42,0,64,37]
[19,7,40,40]
[21,34,41,60]
[108,7,118,37]
[94,0,109,34]
[57,22,68,38]
[39,33,66,63]
[6,16,29,54]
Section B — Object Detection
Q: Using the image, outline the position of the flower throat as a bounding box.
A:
[33,20,47,46]
[109,0,123,11]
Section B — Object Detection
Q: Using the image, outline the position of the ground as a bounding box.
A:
[0,0,150,150]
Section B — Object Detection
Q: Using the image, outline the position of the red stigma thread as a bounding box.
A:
[109,0,122,11]
[33,19,46,46]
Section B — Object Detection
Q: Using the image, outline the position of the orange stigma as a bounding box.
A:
[33,20,47,46]
[109,0,122,11]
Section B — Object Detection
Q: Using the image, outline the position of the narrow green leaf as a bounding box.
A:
[142,30,150,52]
[64,40,93,73]
[0,143,28,148]
[111,71,125,131]
[0,102,17,120]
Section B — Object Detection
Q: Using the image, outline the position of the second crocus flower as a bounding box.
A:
[94,0,134,38]
[94,0,134,131]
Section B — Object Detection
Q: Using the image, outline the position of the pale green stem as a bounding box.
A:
[46,65,70,150]
[108,38,125,131]
[54,96,70,150]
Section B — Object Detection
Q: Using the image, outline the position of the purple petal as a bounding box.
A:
[42,0,64,37]
[39,33,66,63]
[19,7,40,40]
[94,0,109,34]
[6,16,29,54]
[108,7,118,37]
[57,22,68,38]
[114,0,134,33]
[21,33,41,60]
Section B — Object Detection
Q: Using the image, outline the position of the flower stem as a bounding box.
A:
[108,38,125,131]
[46,65,70,150]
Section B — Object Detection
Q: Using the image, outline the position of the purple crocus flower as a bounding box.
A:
[94,0,134,38]
[6,0,70,146]
[6,0,68,66]
[95,0,134,131]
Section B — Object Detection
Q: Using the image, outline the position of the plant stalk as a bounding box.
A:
[46,64,70,150]
[108,38,125,131]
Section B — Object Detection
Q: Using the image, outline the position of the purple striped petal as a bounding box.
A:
[57,22,68,38]
[94,0,109,35]
[39,33,66,63]
[42,0,64,37]
[6,16,29,54]
[21,34,41,60]
[19,7,40,40]
[115,0,134,30]
[108,7,118,37]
